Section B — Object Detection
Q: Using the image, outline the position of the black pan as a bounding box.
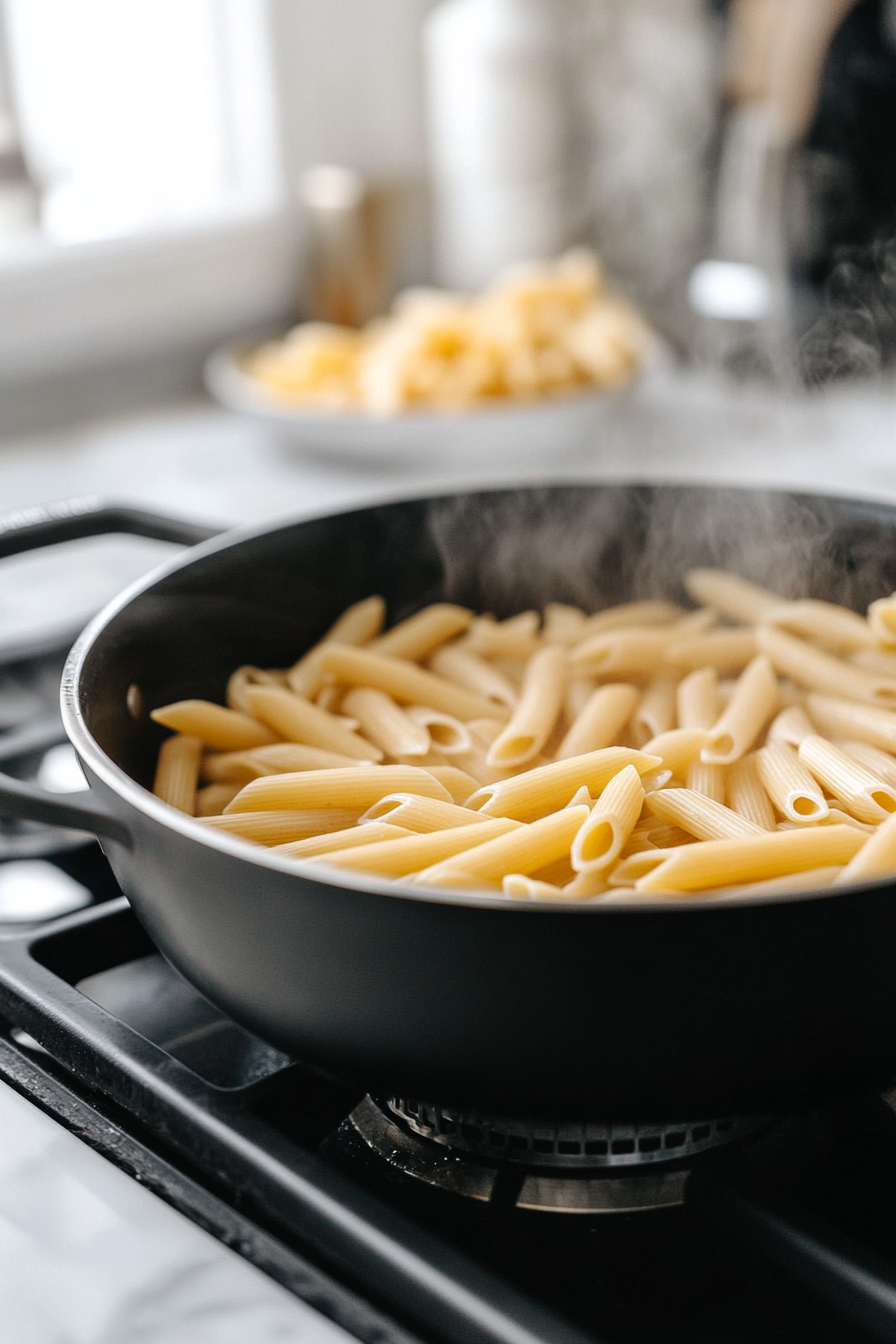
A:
[3,485,896,1122]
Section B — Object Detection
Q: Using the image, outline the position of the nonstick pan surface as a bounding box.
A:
[3,484,896,1121]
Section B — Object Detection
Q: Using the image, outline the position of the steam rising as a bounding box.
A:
[428,486,896,617]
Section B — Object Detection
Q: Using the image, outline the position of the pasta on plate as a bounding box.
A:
[148,575,896,902]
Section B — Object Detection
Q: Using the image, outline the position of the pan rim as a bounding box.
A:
[59,479,896,915]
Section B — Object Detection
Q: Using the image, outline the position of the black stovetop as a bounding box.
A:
[4,643,896,1344]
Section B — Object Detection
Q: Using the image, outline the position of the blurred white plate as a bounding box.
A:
[205,339,627,466]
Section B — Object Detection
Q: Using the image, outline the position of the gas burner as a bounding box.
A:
[349,1095,769,1213]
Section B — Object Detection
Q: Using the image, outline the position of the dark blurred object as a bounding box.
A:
[795,0,896,383]
[299,165,392,328]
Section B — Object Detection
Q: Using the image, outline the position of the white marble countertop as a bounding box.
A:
[0,369,895,1341]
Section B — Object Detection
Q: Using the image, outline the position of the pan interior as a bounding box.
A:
[74,484,896,791]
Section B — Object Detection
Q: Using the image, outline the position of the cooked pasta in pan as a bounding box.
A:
[148,571,896,902]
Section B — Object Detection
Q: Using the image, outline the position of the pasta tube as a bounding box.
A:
[225,765,453,813]
[287,595,386,697]
[316,817,521,877]
[666,630,757,674]
[797,734,896,823]
[341,688,430,757]
[428,646,518,709]
[835,740,896,790]
[195,782,242,816]
[153,734,202,814]
[683,569,780,624]
[202,743,373,784]
[579,601,683,636]
[487,645,566,768]
[643,728,710,779]
[868,593,896,647]
[362,793,493,832]
[542,603,587,645]
[425,765,480,804]
[227,666,287,716]
[317,644,504,721]
[405,706,472,755]
[686,759,726,804]
[702,655,778,765]
[275,822,414,858]
[766,705,815,747]
[765,600,875,650]
[571,764,644,872]
[756,626,896,708]
[201,808,361,844]
[245,685,382,761]
[644,788,764,841]
[150,701,277,752]
[631,676,677,746]
[467,747,662,822]
[503,875,572,900]
[556,683,639,759]
[807,694,896,754]
[835,812,896,884]
[676,667,718,731]
[569,628,677,676]
[727,753,776,831]
[637,826,866,894]
[851,647,896,678]
[371,604,472,661]
[757,741,828,822]
[464,612,541,659]
[413,805,590,887]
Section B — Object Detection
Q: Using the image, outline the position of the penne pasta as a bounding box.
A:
[541,603,588,646]
[195,781,243,816]
[428,645,518,709]
[868,593,896,647]
[631,675,678,747]
[766,704,815,747]
[756,741,828,823]
[562,868,612,898]
[487,645,566,768]
[412,805,590,887]
[466,747,662,822]
[644,788,764,841]
[226,666,287,716]
[361,793,493,832]
[834,740,896,790]
[153,734,202,814]
[201,808,362,844]
[726,753,776,831]
[676,667,718,732]
[807,694,896,754]
[424,765,480,805]
[569,627,677,676]
[503,875,572,900]
[571,764,644,872]
[287,595,386,697]
[317,644,505,721]
[341,687,430,757]
[702,655,778,765]
[643,728,710,779]
[245,684,383,761]
[370,604,473,661]
[405,705,472,755]
[316,817,522,877]
[685,759,727,804]
[202,742,373,785]
[556,683,639,760]
[150,701,277,752]
[637,825,866,894]
[851,647,896,678]
[464,612,542,660]
[225,765,453,813]
[579,601,683,636]
[683,569,780,624]
[275,822,414,857]
[835,812,896,884]
[757,625,896,708]
[666,629,757,674]
[764,599,876,651]
[797,734,896,824]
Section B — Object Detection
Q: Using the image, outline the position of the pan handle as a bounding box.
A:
[0,771,131,846]
[0,496,222,560]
